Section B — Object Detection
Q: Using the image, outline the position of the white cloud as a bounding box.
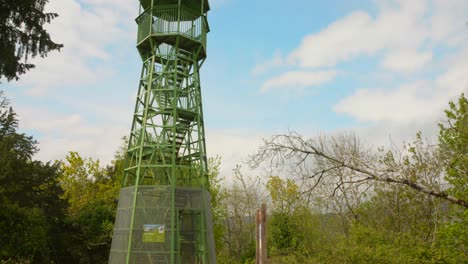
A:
[257,0,468,74]
[254,0,468,127]
[16,105,128,164]
[252,0,437,93]
[252,51,284,76]
[206,129,265,182]
[21,52,111,96]
[381,50,432,73]
[334,45,468,123]
[334,81,435,123]
[287,0,428,68]
[288,11,377,68]
[355,120,439,147]
[429,0,468,46]
[435,47,468,91]
[255,0,468,75]
[331,0,468,123]
[13,0,137,96]
[260,70,337,92]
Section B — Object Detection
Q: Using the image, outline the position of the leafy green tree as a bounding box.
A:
[0,0,63,81]
[265,176,331,261]
[70,200,116,264]
[59,151,119,263]
[0,91,71,263]
[266,176,306,256]
[436,94,468,262]
[438,93,467,203]
[59,151,118,217]
[0,203,49,262]
[437,209,468,262]
[266,176,300,215]
[250,94,468,263]
[207,156,228,255]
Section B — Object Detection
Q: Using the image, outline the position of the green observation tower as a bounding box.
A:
[108,0,215,263]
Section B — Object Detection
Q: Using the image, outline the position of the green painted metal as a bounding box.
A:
[108,0,215,263]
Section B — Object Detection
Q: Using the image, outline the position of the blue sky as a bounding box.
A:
[3,0,468,178]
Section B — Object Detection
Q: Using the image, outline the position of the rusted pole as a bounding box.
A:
[256,203,267,264]
[255,209,261,264]
[261,203,267,263]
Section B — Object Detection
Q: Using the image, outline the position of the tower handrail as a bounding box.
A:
[136,5,207,48]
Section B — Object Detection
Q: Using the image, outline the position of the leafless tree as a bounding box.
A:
[222,165,266,257]
[248,131,467,208]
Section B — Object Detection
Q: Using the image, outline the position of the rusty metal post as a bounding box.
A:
[256,209,261,264]
[261,203,267,263]
[256,203,267,264]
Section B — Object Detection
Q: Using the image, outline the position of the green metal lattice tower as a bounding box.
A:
[108,0,215,263]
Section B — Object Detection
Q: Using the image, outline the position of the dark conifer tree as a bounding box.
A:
[0,0,63,81]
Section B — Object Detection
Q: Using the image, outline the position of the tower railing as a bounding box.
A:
[136,5,208,49]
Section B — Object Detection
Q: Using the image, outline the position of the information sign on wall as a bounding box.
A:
[143,224,165,243]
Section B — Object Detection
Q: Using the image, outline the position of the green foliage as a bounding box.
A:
[0,92,124,263]
[0,203,49,263]
[207,156,227,254]
[359,184,440,241]
[110,136,128,186]
[268,212,296,253]
[438,94,468,203]
[0,92,37,164]
[437,209,468,263]
[262,94,468,263]
[266,176,300,214]
[2,90,467,264]
[266,176,315,256]
[69,200,116,264]
[0,91,71,263]
[59,151,119,217]
[0,0,63,81]
[58,151,120,263]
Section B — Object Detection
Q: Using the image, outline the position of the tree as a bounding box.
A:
[266,176,300,254]
[0,91,71,263]
[246,94,468,263]
[0,203,50,262]
[249,95,468,208]
[220,165,264,262]
[71,200,116,264]
[59,151,118,217]
[207,156,228,255]
[436,94,468,262]
[0,0,63,81]
[265,176,336,261]
[438,93,467,203]
[59,151,119,263]
[266,176,300,215]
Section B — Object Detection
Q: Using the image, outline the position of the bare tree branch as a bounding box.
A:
[249,132,468,209]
